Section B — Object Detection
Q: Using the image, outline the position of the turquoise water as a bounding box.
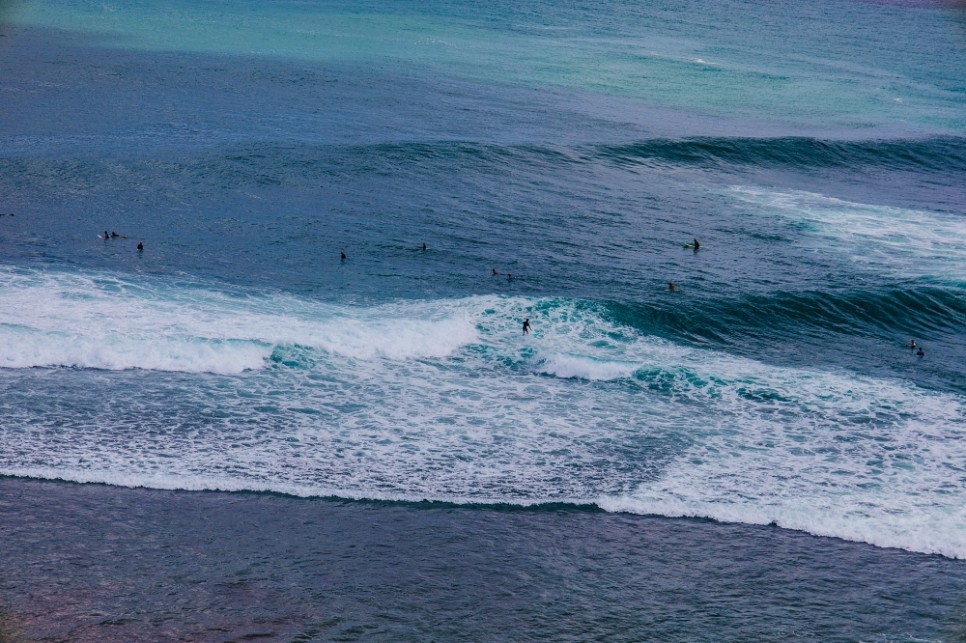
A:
[9,0,965,134]
[1,0,965,639]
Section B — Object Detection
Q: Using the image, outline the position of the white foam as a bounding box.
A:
[0,268,478,373]
[2,267,964,558]
[595,354,966,558]
[728,186,966,281]
[536,354,639,380]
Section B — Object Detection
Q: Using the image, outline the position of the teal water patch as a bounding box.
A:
[10,0,966,134]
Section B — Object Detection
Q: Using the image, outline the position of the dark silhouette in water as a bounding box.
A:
[341,251,347,261]
[137,242,144,251]
[917,347,925,357]
[668,282,678,292]
[523,318,531,335]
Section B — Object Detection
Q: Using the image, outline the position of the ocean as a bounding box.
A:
[0,0,964,640]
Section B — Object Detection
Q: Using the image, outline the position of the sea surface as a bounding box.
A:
[1,0,965,640]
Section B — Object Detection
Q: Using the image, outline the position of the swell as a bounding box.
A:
[591,135,966,173]
[6,136,964,193]
[611,285,966,346]
[221,135,966,176]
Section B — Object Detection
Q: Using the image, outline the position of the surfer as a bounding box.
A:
[422,242,427,251]
[103,230,110,240]
[668,282,678,292]
[491,268,500,276]
[907,339,916,350]
[523,318,531,335]
[693,238,700,250]
[917,346,924,357]
[137,242,143,251]
[341,251,347,261]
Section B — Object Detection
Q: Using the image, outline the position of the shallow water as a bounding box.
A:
[1,478,964,642]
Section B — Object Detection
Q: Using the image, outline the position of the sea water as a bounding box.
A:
[1,0,964,640]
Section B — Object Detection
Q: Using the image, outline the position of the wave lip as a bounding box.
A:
[595,136,966,173]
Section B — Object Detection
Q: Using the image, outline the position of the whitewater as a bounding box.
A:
[1,266,961,559]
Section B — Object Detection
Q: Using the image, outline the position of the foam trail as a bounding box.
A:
[728,186,966,282]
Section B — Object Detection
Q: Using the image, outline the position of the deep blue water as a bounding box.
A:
[1,0,965,640]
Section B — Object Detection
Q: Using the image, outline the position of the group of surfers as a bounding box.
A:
[102,230,143,251]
